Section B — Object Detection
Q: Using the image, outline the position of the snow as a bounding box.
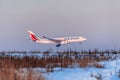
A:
[45,59,120,80]
[1,52,120,80]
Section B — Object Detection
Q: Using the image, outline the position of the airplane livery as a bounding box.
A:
[28,30,87,47]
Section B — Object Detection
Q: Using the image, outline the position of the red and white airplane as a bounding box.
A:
[28,30,87,47]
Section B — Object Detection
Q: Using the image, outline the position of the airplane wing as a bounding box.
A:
[43,36,64,43]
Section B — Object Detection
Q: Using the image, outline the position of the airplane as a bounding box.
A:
[28,30,87,47]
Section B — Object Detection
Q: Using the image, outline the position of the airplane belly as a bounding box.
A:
[61,41,68,44]
[36,40,55,44]
[67,39,83,43]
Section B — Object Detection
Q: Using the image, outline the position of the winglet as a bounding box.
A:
[28,30,40,41]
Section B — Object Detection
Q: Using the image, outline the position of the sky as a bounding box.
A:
[0,0,120,51]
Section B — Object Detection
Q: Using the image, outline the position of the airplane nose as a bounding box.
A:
[83,38,87,41]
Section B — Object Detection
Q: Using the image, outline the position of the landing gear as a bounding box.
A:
[56,44,61,47]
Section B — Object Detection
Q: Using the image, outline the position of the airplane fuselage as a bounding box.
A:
[28,30,87,47]
[36,36,86,44]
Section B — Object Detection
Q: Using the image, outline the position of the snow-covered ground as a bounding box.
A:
[2,52,120,80]
[45,59,120,80]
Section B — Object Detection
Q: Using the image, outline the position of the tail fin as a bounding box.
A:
[28,30,40,42]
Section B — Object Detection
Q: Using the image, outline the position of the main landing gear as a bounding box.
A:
[56,44,61,47]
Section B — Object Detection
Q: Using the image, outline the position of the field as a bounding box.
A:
[0,49,120,80]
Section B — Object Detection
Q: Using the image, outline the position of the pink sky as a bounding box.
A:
[0,0,120,51]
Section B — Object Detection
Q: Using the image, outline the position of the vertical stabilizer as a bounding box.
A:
[28,30,40,42]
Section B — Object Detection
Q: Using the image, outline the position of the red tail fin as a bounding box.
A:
[28,30,40,41]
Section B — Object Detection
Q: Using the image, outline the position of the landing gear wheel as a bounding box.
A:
[56,44,61,47]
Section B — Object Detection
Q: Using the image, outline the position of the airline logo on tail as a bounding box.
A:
[28,30,87,47]
[28,31,40,42]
